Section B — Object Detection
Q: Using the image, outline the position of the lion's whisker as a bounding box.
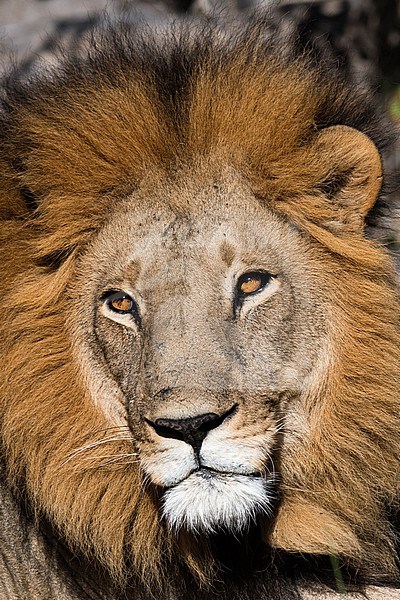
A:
[93,425,131,434]
[62,436,134,465]
[80,452,140,462]
[81,457,141,471]
[98,458,141,467]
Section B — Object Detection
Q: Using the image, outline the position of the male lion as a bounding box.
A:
[0,19,398,600]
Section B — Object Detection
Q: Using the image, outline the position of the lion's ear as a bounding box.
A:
[313,125,382,230]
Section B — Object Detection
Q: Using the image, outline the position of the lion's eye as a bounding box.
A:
[237,271,272,298]
[106,291,135,314]
[101,290,141,329]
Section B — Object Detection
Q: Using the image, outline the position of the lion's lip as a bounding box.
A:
[199,466,262,478]
[168,466,263,488]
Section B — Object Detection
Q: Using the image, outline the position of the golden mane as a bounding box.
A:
[0,18,398,593]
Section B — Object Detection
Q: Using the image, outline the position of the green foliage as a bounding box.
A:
[329,555,346,594]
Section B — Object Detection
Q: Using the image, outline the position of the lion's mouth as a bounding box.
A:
[169,465,263,488]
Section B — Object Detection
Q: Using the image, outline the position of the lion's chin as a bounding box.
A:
[162,470,272,534]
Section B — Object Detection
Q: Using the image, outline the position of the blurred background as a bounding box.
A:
[0,0,399,251]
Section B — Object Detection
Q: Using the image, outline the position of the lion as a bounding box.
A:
[0,18,398,600]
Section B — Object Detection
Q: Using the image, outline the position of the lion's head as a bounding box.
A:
[0,20,398,594]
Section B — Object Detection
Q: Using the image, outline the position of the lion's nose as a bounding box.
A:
[146,405,237,453]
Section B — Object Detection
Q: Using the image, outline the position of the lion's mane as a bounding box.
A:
[0,18,398,595]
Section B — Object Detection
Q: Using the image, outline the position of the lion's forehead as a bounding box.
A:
[88,178,312,291]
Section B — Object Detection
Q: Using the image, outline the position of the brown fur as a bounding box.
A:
[0,18,398,596]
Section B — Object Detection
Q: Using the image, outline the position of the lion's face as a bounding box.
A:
[70,169,328,533]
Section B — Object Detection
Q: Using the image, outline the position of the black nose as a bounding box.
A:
[148,405,237,452]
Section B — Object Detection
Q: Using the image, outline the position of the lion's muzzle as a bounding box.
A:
[140,399,275,533]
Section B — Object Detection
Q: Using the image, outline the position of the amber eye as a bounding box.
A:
[106,291,135,314]
[237,271,272,298]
